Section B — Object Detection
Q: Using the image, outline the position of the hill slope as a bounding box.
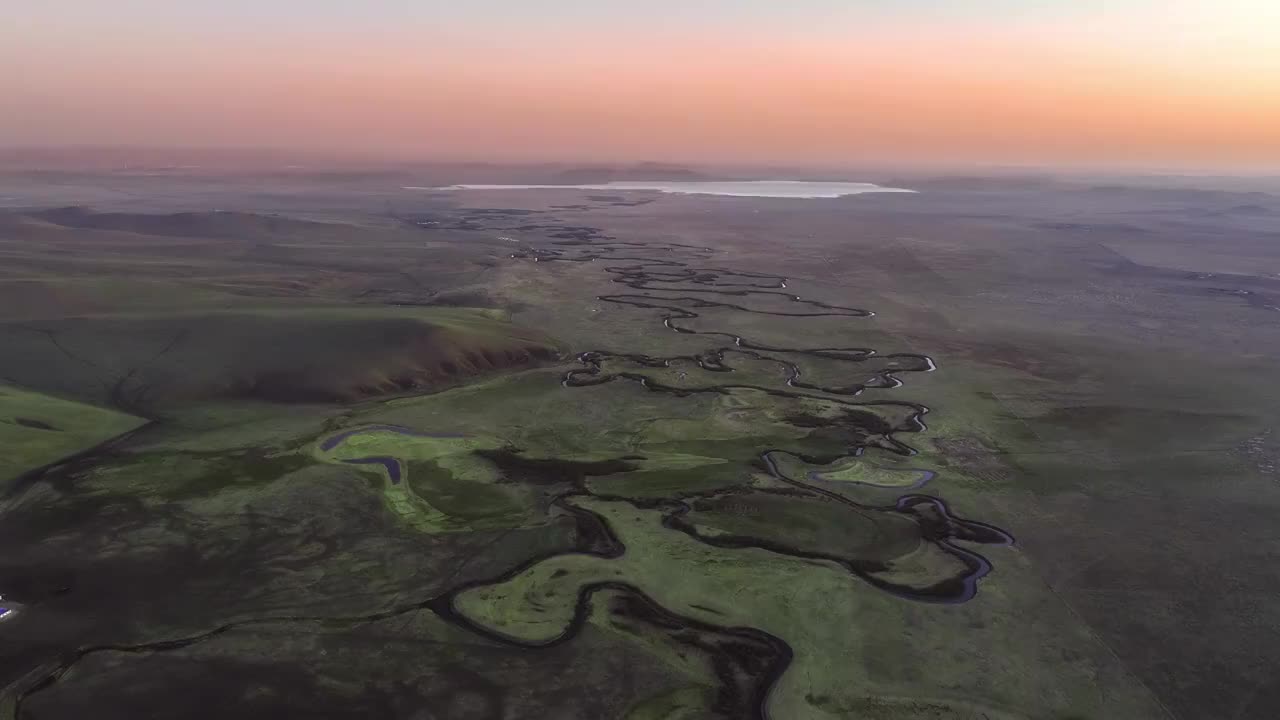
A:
[0,385,147,484]
[0,307,559,411]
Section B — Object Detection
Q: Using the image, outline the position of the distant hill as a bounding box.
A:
[29,206,344,240]
[0,307,560,410]
[0,207,561,412]
[553,163,713,184]
[1224,203,1271,216]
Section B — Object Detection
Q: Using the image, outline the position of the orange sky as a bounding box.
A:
[4,2,1278,170]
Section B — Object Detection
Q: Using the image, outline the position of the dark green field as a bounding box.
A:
[1,168,1278,719]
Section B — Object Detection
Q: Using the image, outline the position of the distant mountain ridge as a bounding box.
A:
[552,163,713,184]
[25,206,345,240]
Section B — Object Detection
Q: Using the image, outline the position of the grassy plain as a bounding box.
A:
[0,385,146,483]
[1,168,1277,719]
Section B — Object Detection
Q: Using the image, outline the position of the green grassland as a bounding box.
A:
[783,454,934,488]
[451,495,1160,719]
[329,360,1152,717]
[0,385,146,483]
[1,178,1278,720]
[311,427,526,532]
[0,305,559,412]
[13,610,700,720]
[0,207,557,418]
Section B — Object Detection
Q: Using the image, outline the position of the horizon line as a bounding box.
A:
[1,144,1278,178]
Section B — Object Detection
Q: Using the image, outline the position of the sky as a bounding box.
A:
[4,1,1278,171]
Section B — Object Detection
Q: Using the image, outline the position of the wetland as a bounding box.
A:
[2,169,1277,719]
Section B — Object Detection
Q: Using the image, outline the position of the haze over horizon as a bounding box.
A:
[5,1,1278,172]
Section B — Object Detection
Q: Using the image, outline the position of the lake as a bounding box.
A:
[406,180,917,199]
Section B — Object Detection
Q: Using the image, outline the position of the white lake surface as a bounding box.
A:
[405,180,916,198]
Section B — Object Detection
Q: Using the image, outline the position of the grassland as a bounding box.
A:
[0,385,146,483]
[1,171,1278,719]
[0,301,558,411]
